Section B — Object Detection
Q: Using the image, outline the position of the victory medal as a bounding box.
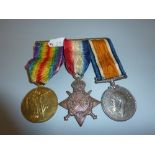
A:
[21,40,63,123]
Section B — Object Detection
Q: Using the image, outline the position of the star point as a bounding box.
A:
[59,78,100,126]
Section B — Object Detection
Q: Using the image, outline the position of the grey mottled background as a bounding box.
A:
[0,19,155,135]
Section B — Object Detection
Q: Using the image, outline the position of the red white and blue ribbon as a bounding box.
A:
[64,39,90,78]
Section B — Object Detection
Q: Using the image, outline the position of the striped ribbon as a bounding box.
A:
[64,39,90,78]
[26,41,63,85]
[88,38,127,83]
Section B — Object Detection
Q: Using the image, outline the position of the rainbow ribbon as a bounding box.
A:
[26,41,63,85]
[88,38,127,83]
[64,39,90,77]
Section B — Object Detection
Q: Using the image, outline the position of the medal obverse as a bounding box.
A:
[89,38,136,121]
[101,85,136,121]
[61,39,100,126]
[59,78,100,126]
[21,86,58,123]
[21,41,63,123]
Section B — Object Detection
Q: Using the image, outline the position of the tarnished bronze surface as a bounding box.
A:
[21,86,58,123]
[59,78,100,126]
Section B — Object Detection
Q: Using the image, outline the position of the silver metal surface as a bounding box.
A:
[101,84,136,121]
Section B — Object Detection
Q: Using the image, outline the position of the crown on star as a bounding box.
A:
[71,78,86,91]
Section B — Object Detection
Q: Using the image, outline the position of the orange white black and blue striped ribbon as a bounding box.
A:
[88,38,127,83]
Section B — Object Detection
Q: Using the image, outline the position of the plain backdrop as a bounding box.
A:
[0,19,155,135]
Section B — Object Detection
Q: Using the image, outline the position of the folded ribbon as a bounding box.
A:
[26,41,64,85]
[88,38,127,83]
[63,39,90,78]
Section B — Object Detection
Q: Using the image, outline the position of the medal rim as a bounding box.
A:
[101,85,136,122]
[21,86,58,123]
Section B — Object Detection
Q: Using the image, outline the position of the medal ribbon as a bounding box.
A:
[89,38,127,82]
[26,41,63,85]
[64,39,90,77]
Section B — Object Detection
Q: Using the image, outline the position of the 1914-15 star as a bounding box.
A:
[59,78,100,126]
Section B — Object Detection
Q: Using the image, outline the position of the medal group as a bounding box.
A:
[21,38,136,126]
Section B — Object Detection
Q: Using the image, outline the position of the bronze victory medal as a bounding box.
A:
[21,86,58,123]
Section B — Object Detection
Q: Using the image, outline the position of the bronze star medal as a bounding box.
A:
[59,78,100,126]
